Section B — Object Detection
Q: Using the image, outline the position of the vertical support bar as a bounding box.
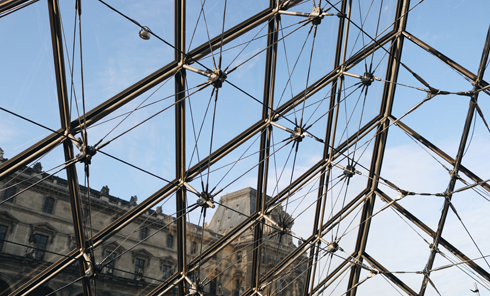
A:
[346,0,410,295]
[174,1,187,296]
[251,0,278,291]
[47,0,92,296]
[419,24,490,296]
[306,1,349,295]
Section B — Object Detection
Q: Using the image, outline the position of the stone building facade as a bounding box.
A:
[0,151,305,296]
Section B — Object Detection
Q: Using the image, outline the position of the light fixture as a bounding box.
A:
[139,26,151,40]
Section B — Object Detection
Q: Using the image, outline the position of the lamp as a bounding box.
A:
[139,27,151,40]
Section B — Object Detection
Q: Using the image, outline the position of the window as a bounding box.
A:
[81,208,89,223]
[104,251,116,274]
[277,281,284,296]
[237,251,242,264]
[210,278,217,295]
[140,227,148,240]
[233,279,241,296]
[2,186,16,203]
[0,225,7,251]
[190,242,197,254]
[33,234,48,261]
[42,197,55,214]
[186,271,195,289]
[134,258,145,280]
[166,234,173,249]
[162,264,172,280]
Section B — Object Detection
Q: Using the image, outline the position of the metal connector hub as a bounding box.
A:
[326,241,342,253]
[197,191,215,209]
[291,126,305,142]
[188,282,205,296]
[361,72,374,86]
[309,7,324,25]
[76,145,97,165]
[208,68,227,88]
[343,165,355,178]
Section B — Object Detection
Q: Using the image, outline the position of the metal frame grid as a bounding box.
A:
[1,0,490,295]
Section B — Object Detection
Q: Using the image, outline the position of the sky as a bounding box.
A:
[1,0,490,295]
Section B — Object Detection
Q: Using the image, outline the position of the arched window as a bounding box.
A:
[2,187,16,203]
[42,197,55,214]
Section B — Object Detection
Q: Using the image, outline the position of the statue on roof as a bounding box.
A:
[33,162,43,173]
[100,185,110,196]
[130,195,138,206]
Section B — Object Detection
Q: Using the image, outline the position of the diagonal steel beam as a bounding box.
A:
[311,258,352,295]
[47,0,92,295]
[389,116,490,194]
[0,0,38,17]
[174,1,187,296]
[419,24,490,296]
[251,0,279,291]
[255,189,370,296]
[308,1,349,295]
[362,252,417,296]
[376,189,490,283]
[346,0,410,295]
[402,31,490,94]
[10,1,93,296]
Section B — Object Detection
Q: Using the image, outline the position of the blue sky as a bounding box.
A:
[1,0,490,295]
